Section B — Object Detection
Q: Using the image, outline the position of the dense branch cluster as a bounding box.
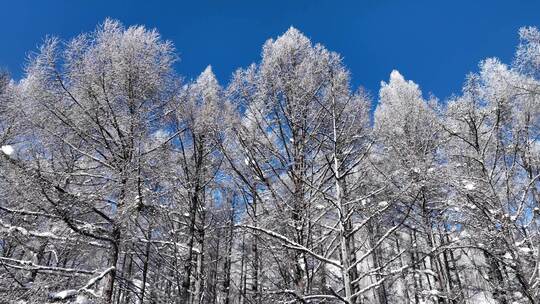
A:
[0,20,539,304]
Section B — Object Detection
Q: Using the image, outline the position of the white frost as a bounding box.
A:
[1,145,14,155]
[152,129,169,140]
[50,289,77,300]
[518,247,533,254]
[503,252,513,260]
[421,289,441,296]
[76,295,90,304]
[464,181,476,191]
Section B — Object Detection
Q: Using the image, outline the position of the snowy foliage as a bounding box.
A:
[1,20,539,304]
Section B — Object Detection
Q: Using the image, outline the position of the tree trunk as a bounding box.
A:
[103,227,120,304]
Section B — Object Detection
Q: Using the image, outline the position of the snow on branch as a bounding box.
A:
[0,256,95,276]
[138,238,198,253]
[49,266,115,301]
[0,220,110,248]
[0,205,62,219]
[266,289,340,303]
[236,224,342,269]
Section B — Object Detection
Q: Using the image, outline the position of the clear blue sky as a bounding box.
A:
[1,0,538,100]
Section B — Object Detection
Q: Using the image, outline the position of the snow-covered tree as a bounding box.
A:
[1,19,177,303]
[1,19,540,304]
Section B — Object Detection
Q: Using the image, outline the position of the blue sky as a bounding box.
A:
[1,0,538,100]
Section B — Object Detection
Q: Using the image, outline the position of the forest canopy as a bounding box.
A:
[0,19,540,304]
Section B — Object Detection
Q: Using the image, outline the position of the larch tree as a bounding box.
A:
[0,19,177,303]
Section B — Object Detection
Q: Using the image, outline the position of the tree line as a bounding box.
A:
[0,19,539,304]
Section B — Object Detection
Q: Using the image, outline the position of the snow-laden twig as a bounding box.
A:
[49,266,115,300]
[0,256,94,275]
[236,224,342,268]
[0,205,62,219]
[0,220,110,248]
[138,238,198,253]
